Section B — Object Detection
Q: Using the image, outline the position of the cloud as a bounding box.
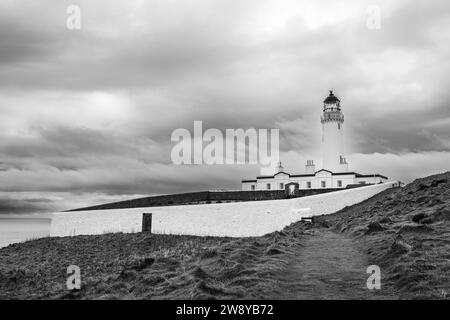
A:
[0,194,57,215]
[349,151,450,183]
[0,0,450,213]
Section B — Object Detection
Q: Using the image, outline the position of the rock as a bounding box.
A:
[412,212,427,223]
[378,216,392,224]
[265,246,284,255]
[365,221,385,234]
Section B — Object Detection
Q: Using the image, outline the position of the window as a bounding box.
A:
[280,183,284,189]
[321,181,326,188]
[307,181,312,189]
[338,123,341,130]
[251,185,255,191]
[267,183,271,190]
[337,180,342,188]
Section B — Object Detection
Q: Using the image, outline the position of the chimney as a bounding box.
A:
[305,160,315,174]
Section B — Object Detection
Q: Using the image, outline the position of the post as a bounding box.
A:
[142,213,152,232]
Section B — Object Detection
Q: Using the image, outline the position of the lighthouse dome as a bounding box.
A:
[323,90,340,104]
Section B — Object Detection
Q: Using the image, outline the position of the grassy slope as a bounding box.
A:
[0,228,305,299]
[316,172,450,299]
[0,172,448,299]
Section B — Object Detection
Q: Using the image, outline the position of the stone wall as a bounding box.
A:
[51,182,397,238]
[68,188,348,212]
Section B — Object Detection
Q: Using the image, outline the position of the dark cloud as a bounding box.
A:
[0,196,57,214]
[0,0,449,213]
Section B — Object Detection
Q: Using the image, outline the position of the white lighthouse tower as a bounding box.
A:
[321,90,348,172]
[241,89,389,191]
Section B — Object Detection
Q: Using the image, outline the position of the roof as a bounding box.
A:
[315,168,333,174]
[249,171,388,181]
[323,90,340,104]
[274,171,290,176]
[256,175,279,179]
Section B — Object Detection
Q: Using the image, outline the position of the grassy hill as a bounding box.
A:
[316,171,450,299]
[0,172,448,299]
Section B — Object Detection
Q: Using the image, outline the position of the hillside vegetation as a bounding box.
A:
[0,172,448,299]
[318,172,450,299]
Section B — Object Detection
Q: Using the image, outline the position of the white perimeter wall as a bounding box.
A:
[51,181,396,238]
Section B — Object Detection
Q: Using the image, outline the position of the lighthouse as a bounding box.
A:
[241,90,388,191]
[321,90,348,172]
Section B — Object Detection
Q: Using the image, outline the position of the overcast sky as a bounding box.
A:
[1,0,450,214]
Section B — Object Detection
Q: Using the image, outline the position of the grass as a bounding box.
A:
[1,172,449,300]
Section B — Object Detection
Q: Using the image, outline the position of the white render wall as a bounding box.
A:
[50,202,311,238]
[290,181,394,216]
[51,182,396,238]
[242,173,388,191]
[241,182,256,191]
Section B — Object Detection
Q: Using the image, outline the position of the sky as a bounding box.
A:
[0,0,450,214]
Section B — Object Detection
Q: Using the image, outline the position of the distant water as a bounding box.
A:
[0,217,51,248]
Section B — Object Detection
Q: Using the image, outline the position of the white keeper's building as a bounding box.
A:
[241,91,388,191]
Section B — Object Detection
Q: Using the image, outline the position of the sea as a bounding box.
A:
[0,216,51,248]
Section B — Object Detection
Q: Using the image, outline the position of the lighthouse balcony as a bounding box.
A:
[320,112,344,123]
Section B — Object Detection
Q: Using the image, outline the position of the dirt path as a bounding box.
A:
[273,229,395,299]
